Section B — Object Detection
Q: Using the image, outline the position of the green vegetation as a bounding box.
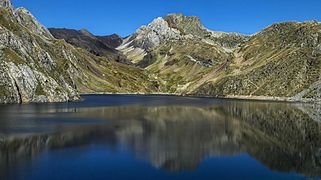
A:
[0,85,9,97]
[1,6,321,103]
[194,21,321,100]
[2,48,25,64]
[0,8,20,31]
[35,84,46,95]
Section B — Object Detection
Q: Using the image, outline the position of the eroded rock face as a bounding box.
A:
[8,63,38,102]
[0,0,13,10]
[0,1,78,103]
[164,13,249,49]
[126,17,181,50]
[316,44,321,54]
[0,62,21,103]
[118,13,249,67]
[116,17,182,63]
[0,56,78,104]
[164,13,209,38]
[14,8,53,39]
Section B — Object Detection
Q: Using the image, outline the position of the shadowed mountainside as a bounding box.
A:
[48,28,131,64]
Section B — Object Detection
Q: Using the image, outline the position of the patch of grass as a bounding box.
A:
[35,84,46,95]
[2,48,25,64]
[0,8,21,32]
[0,85,9,97]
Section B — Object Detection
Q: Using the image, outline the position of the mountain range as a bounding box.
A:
[1,0,321,104]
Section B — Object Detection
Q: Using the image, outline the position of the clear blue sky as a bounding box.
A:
[12,0,321,37]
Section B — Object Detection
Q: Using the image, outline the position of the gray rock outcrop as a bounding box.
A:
[14,7,54,39]
[0,0,78,103]
[128,17,181,50]
[0,0,13,10]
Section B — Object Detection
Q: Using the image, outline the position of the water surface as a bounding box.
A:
[0,95,321,180]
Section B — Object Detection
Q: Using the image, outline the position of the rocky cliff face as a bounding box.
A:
[163,13,249,49]
[14,8,53,39]
[117,17,182,64]
[0,0,12,10]
[0,2,78,103]
[129,17,182,50]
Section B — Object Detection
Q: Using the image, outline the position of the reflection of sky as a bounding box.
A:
[10,144,304,180]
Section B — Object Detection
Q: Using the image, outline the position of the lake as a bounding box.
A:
[0,95,320,180]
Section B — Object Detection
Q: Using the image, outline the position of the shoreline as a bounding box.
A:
[1,93,318,105]
[80,93,320,104]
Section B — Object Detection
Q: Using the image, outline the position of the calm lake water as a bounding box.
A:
[0,95,321,180]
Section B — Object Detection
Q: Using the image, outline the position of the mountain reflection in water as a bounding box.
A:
[0,95,320,179]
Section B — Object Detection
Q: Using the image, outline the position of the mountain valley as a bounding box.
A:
[1,0,321,104]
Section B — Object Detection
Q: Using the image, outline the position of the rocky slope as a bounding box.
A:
[116,13,321,102]
[117,14,250,93]
[195,21,321,102]
[0,1,77,103]
[0,0,157,104]
[117,14,248,64]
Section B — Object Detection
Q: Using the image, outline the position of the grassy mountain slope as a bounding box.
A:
[117,14,249,94]
[0,2,157,104]
[195,21,321,101]
[116,14,321,102]
[1,0,321,103]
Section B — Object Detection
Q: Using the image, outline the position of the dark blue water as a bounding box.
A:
[0,95,320,180]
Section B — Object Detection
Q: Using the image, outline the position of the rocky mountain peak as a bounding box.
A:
[164,13,209,38]
[109,33,122,38]
[96,34,123,48]
[126,17,181,50]
[164,13,204,27]
[0,0,13,10]
[79,28,95,38]
[14,7,53,39]
[117,13,250,65]
[162,13,250,49]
